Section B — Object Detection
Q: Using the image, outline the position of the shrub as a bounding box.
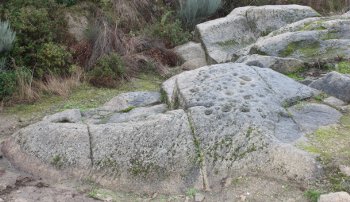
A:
[88,52,126,87]
[0,70,16,100]
[55,0,77,6]
[36,43,72,78]
[147,11,191,47]
[179,0,222,27]
[0,21,16,54]
[3,0,71,75]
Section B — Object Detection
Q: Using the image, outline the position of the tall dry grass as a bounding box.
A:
[112,0,156,30]
[36,68,83,98]
[10,67,83,104]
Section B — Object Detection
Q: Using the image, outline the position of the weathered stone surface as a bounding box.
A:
[324,96,347,107]
[319,192,350,202]
[107,104,167,123]
[237,54,304,74]
[161,75,179,109]
[174,42,206,62]
[196,5,319,63]
[310,71,350,102]
[163,63,321,184]
[13,122,91,168]
[194,193,205,202]
[288,103,342,134]
[181,58,208,71]
[43,109,82,123]
[250,15,350,62]
[100,91,161,112]
[90,109,196,185]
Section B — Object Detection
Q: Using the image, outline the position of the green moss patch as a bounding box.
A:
[300,20,327,31]
[279,41,321,58]
[216,39,239,48]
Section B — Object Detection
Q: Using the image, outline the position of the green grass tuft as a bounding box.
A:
[304,190,322,202]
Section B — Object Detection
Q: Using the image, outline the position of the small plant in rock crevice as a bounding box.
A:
[304,189,322,202]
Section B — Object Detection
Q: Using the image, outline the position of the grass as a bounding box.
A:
[287,72,304,81]
[304,189,322,202]
[286,66,307,81]
[3,73,163,118]
[313,93,328,102]
[51,155,64,169]
[336,61,350,74]
[120,106,135,113]
[88,188,117,201]
[185,188,198,198]
[298,112,350,192]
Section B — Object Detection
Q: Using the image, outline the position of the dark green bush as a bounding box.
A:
[0,70,16,99]
[88,53,126,87]
[147,11,191,47]
[2,0,71,77]
[36,42,72,78]
[55,0,77,6]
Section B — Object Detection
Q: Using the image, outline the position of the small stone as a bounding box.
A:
[323,97,346,107]
[222,177,232,188]
[339,165,350,177]
[239,195,246,201]
[319,192,350,202]
[194,193,205,202]
[0,198,4,202]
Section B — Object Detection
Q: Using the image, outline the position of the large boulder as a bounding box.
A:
[90,110,196,192]
[310,71,350,103]
[1,63,343,193]
[250,15,350,62]
[196,5,320,63]
[163,63,328,186]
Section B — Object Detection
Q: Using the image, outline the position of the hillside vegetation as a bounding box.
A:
[0,0,349,108]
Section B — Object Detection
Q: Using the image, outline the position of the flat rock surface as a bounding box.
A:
[100,91,161,112]
[107,104,167,123]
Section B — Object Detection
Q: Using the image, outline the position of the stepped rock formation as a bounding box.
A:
[2,5,350,195]
[195,5,320,63]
